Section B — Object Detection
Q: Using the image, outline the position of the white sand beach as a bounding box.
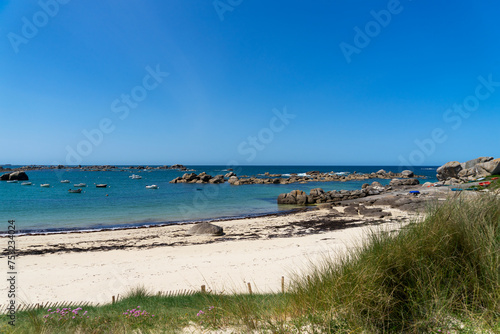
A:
[1,207,414,306]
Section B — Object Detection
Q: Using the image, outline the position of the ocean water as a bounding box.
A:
[0,166,438,234]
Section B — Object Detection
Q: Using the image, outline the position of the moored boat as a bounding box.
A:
[40,184,50,187]
[21,182,32,185]
[145,185,158,189]
[96,184,107,188]
[68,188,82,193]
[129,174,142,179]
[6,180,18,183]
[61,180,70,183]
[74,183,87,187]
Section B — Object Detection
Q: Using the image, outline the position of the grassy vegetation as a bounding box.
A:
[3,193,499,333]
[289,193,500,333]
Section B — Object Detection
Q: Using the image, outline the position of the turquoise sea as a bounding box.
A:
[1,166,438,234]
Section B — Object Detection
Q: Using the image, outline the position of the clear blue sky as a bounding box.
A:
[1,0,499,167]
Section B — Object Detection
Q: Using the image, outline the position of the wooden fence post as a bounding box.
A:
[281,276,285,294]
[247,282,252,295]
[201,285,206,294]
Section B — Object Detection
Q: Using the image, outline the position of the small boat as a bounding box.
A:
[96,184,107,188]
[409,190,420,195]
[40,184,50,187]
[68,188,82,193]
[74,183,87,187]
[129,174,142,179]
[6,180,18,183]
[145,185,158,189]
[21,182,32,185]
[61,180,70,183]
[451,188,463,192]
[492,177,499,180]
[479,181,491,187]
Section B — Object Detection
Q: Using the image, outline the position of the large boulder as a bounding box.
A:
[187,222,224,236]
[309,188,325,197]
[198,172,212,182]
[228,176,239,185]
[477,158,500,175]
[401,170,414,178]
[277,193,296,205]
[461,157,493,169]
[0,171,29,181]
[182,173,198,181]
[209,175,225,184]
[277,190,308,205]
[436,161,462,181]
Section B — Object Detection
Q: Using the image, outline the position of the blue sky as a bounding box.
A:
[1,0,499,167]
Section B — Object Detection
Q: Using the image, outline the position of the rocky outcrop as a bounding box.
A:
[277,190,308,205]
[436,161,462,181]
[0,171,29,181]
[437,157,500,181]
[389,178,420,186]
[186,222,224,236]
[170,172,227,184]
[170,169,422,186]
[277,186,379,206]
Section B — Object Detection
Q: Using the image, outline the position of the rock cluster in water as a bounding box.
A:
[436,157,500,183]
[170,169,419,186]
[277,178,420,206]
[0,164,190,172]
[0,171,29,181]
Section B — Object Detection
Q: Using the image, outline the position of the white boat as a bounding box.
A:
[74,183,87,187]
[6,180,18,183]
[145,185,158,189]
[21,182,32,185]
[40,184,50,187]
[129,174,142,179]
[61,180,70,183]
[96,184,107,188]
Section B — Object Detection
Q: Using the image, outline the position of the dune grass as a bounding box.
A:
[289,192,500,333]
[2,193,499,333]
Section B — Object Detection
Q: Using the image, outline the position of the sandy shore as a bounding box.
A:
[1,204,418,306]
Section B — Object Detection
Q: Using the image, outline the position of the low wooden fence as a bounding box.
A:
[1,277,287,314]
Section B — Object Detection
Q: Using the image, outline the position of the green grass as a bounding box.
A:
[3,194,499,333]
[289,193,500,333]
